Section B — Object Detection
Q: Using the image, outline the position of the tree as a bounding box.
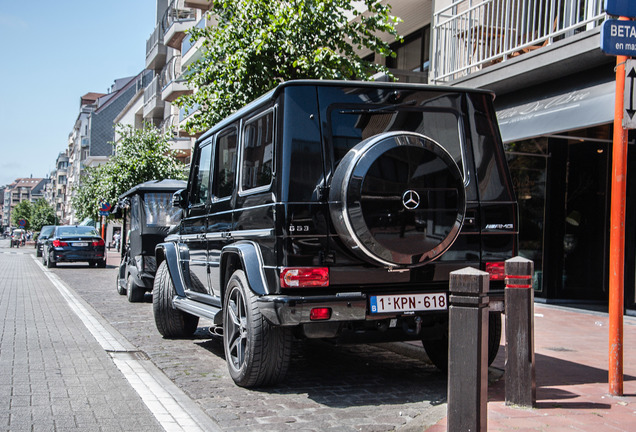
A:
[72,124,187,221]
[178,0,401,134]
[31,199,56,231]
[11,200,33,230]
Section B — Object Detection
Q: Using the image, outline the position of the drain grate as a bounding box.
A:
[107,350,150,361]
[546,346,576,352]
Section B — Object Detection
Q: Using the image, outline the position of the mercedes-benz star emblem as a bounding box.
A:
[402,190,420,210]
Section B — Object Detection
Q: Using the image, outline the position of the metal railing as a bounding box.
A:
[146,25,165,54]
[144,74,163,105]
[431,0,606,83]
[161,55,183,89]
[161,0,196,38]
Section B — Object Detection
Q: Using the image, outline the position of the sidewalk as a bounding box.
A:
[425,303,636,431]
[0,243,216,432]
[0,246,163,431]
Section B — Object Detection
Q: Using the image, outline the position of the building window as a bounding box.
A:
[387,26,430,73]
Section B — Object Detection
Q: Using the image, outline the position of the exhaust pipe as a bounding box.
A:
[208,326,224,337]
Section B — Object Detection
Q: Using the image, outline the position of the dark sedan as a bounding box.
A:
[35,225,56,257]
[42,226,106,268]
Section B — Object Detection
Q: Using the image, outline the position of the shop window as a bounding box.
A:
[505,138,548,292]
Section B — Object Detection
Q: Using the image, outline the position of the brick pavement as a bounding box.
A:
[424,303,636,431]
[0,247,164,431]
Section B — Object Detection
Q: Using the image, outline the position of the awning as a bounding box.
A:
[495,76,615,143]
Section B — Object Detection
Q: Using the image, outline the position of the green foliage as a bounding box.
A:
[31,199,56,231]
[72,124,187,221]
[11,200,34,230]
[178,0,401,134]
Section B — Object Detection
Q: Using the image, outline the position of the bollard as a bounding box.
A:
[504,256,536,407]
[447,267,489,432]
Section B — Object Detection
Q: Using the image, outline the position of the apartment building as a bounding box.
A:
[1,177,47,228]
[64,75,144,224]
[143,0,203,164]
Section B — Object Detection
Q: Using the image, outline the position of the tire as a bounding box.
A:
[116,272,126,295]
[223,270,292,388]
[97,259,106,268]
[46,251,56,268]
[153,261,198,337]
[126,275,145,303]
[36,248,42,258]
[422,312,502,372]
[329,131,466,268]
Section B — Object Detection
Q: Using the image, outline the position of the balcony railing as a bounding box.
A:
[431,0,606,83]
[162,0,197,48]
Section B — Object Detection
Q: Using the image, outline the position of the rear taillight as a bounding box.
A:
[280,267,329,288]
[92,238,105,247]
[52,239,68,247]
[485,261,505,281]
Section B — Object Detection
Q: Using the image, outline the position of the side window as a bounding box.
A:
[241,110,274,192]
[192,142,212,205]
[214,127,238,198]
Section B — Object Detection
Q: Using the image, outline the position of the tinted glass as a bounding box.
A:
[320,87,465,178]
[214,127,238,198]
[241,111,274,191]
[56,226,99,237]
[193,143,212,205]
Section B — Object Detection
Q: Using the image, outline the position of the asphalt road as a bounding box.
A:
[17,243,449,431]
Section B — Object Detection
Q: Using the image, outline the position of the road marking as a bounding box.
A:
[32,255,220,432]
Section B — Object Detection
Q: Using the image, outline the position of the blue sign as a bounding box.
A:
[606,0,636,18]
[601,19,636,56]
[99,201,112,212]
[18,218,26,227]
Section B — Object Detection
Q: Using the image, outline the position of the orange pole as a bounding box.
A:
[609,48,627,396]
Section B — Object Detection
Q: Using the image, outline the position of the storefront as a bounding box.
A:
[494,65,636,314]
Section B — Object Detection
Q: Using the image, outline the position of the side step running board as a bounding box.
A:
[173,297,221,321]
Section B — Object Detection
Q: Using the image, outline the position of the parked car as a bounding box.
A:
[112,179,186,302]
[152,80,518,387]
[42,225,106,268]
[10,229,25,248]
[35,225,56,257]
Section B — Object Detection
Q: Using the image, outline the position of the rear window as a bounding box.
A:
[320,87,466,180]
[56,226,99,237]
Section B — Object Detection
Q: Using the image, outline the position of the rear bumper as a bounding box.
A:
[257,289,505,326]
[52,249,105,262]
[257,293,368,326]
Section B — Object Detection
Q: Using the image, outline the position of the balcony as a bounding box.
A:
[146,25,168,71]
[162,0,197,49]
[184,0,212,10]
[161,55,192,102]
[143,75,166,120]
[431,0,606,84]
[181,14,207,67]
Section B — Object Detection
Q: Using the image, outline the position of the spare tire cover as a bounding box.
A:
[329,131,466,268]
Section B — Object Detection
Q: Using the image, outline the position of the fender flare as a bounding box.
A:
[220,241,269,296]
[155,242,189,297]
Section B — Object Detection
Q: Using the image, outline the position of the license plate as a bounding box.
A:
[73,242,88,247]
[370,293,447,314]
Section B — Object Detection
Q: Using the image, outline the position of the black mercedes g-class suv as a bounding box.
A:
[153,80,517,387]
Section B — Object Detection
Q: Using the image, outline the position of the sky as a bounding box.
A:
[0,0,157,187]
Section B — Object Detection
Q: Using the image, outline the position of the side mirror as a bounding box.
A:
[172,189,188,209]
